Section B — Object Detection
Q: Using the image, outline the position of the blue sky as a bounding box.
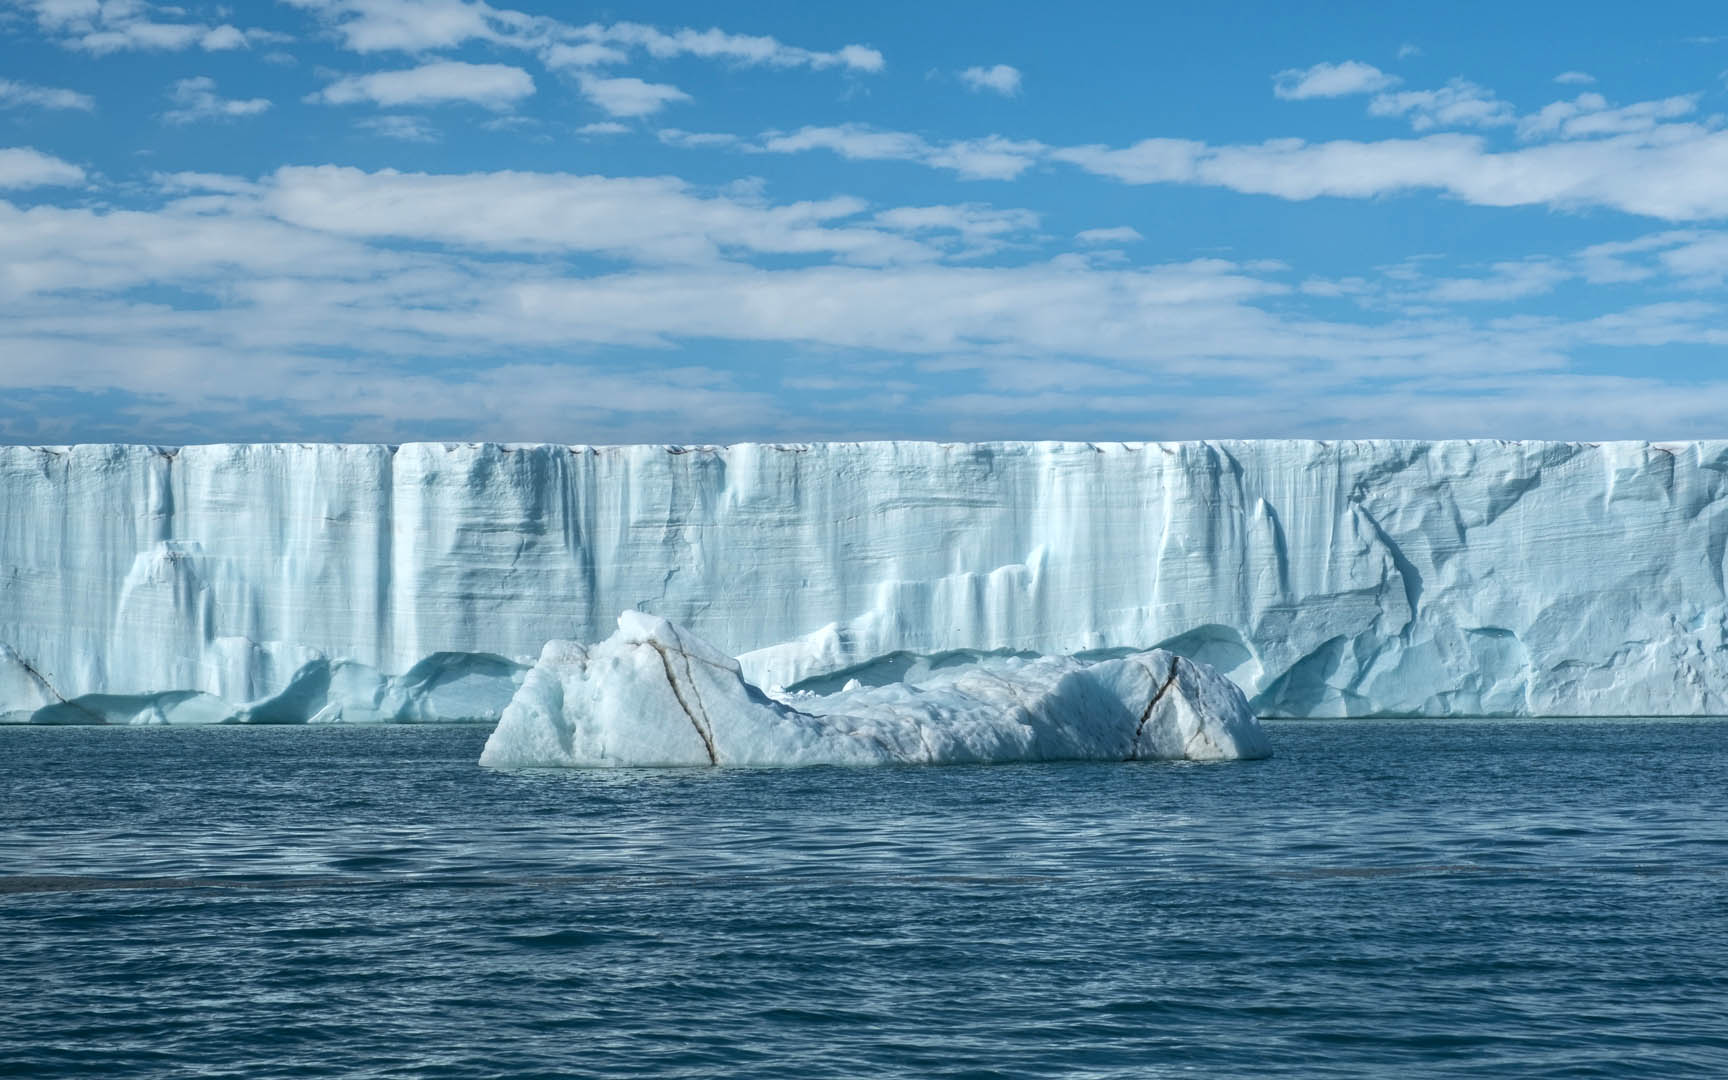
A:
[3,0,1728,443]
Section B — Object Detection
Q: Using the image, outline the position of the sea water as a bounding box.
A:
[2,719,1725,1078]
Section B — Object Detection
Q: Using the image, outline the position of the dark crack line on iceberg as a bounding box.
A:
[647,641,718,765]
[1129,656,1181,759]
[10,651,105,723]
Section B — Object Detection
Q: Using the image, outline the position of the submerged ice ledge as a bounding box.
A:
[4,645,527,726]
[479,612,1271,768]
[7,439,1728,719]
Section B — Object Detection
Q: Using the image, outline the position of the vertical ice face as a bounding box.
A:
[3,439,1727,719]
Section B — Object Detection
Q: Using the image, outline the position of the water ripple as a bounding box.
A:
[2,719,1726,1078]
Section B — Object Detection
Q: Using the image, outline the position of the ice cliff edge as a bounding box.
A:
[4,439,1727,720]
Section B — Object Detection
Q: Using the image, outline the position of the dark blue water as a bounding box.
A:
[2,719,1726,1079]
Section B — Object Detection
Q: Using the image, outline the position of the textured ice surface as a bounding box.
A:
[478,612,1271,768]
[5,439,1728,720]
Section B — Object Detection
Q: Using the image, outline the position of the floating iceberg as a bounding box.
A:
[478,612,1272,768]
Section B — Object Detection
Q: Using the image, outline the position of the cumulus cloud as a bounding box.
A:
[959,64,1022,96]
[0,147,86,188]
[162,77,271,125]
[0,78,95,111]
[1273,60,1399,100]
[576,75,689,118]
[309,61,535,110]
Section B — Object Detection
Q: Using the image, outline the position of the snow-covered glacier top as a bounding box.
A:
[3,439,1725,721]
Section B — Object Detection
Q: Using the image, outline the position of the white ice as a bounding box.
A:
[478,611,1272,768]
[6,439,1728,720]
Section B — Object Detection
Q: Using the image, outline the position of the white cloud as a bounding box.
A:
[1076,226,1143,245]
[593,22,883,71]
[1368,79,1514,131]
[1273,60,1399,100]
[543,42,628,69]
[1043,123,1728,221]
[959,64,1022,96]
[17,0,280,53]
[248,165,943,265]
[0,147,85,188]
[576,75,689,118]
[0,77,95,111]
[757,125,1045,180]
[871,204,1039,255]
[1397,43,1422,59]
[1423,260,1571,302]
[162,77,271,125]
[1555,71,1596,85]
[1517,92,1699,140]
[576,121,630,136]
[657,128,744,149]
[283,0,884,72]
[310,61,535,110]
[10,165,1728,440]
[356,115,439,142]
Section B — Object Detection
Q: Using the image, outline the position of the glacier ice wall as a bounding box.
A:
[4,439,1728,719]
[479,611,1270,768]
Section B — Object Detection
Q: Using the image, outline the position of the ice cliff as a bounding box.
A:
[478,611,1270,768]
[4,439,1727,722]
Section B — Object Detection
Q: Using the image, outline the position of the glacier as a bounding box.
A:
[3,439,1728,722]
[478,611,1270,767]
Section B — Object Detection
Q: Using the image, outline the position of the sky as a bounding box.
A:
[3,0,1728,444]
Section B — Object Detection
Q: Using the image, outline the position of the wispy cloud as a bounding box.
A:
[1075,226,1143,245]
[16,0,282,54]
[0,78,95,111]
[162,77,271,125]
[1368,79,1514,131]
[6,164,1728,441]
[355,115,439,142]
[959,64,1022,97]
[309,61,535,110]
[283,0,883,72]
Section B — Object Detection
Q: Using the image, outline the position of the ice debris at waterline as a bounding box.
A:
[478,612,1271,768]
[4,645,526,725]
[12,440,1728,720]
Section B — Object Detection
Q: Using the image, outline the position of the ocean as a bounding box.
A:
[3,718,1725,1078]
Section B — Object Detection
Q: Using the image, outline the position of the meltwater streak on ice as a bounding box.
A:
[5,439,1728,720]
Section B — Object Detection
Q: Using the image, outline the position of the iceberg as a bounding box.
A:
[5,439,1728,720]
[478,612,1271,768]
